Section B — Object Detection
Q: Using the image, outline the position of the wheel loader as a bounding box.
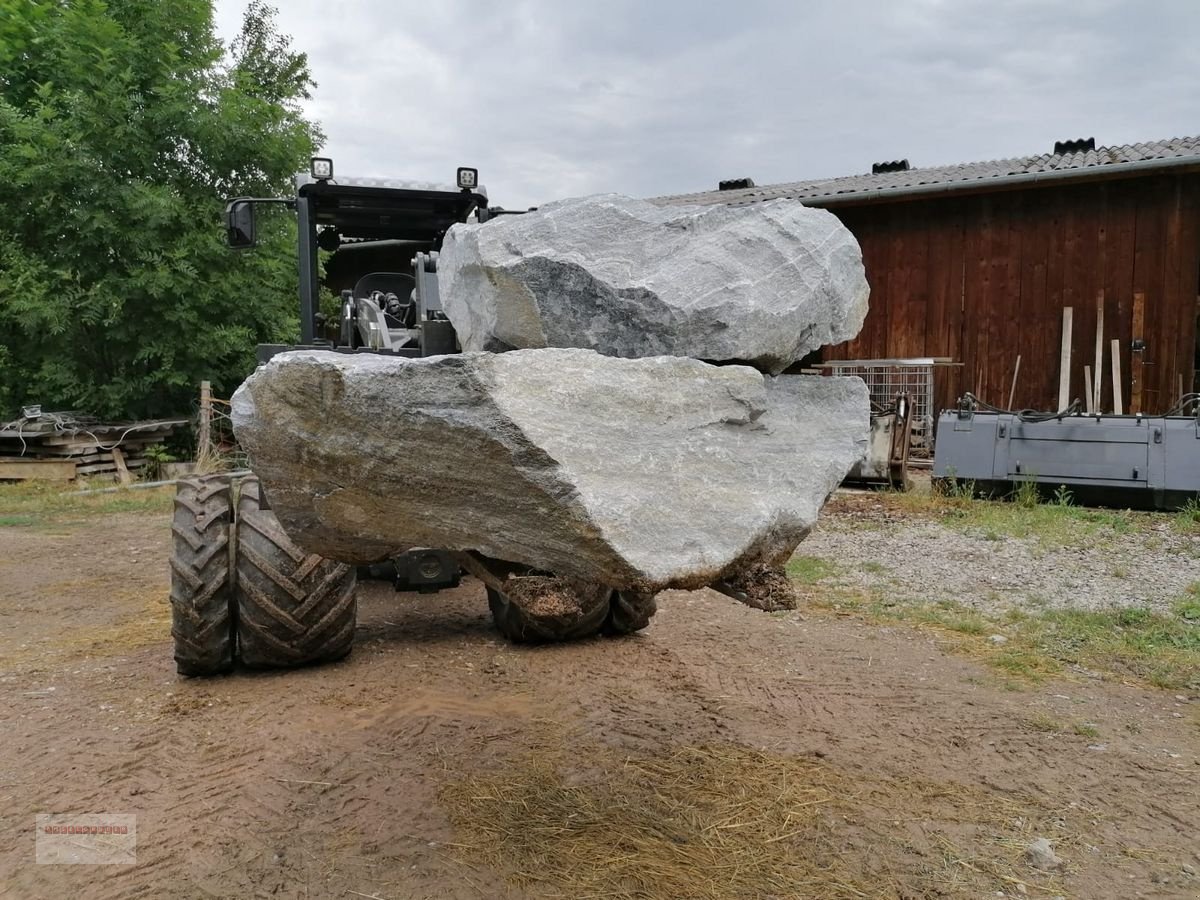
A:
[170,159,655,676]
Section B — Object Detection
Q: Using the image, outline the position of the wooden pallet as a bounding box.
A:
[0,417,185,482]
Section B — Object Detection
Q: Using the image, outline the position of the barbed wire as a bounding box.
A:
[197,394,247,470]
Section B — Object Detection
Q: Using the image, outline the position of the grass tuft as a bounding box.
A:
[785,555,840,585]
[1023,712,1066,733]
[1174,497,1200,533]
[1012,477,1041,509]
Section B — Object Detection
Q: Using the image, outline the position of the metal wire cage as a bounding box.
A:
[821,358,936,455]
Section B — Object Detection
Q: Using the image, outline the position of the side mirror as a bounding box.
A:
[224,199,257,249]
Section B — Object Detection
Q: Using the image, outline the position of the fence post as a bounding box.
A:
[198,380,212,467]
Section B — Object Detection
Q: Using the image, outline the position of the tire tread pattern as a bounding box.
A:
[169,475,234,676]
[235,477,356,668]
[604,591,657,635]
[488,585,656,643]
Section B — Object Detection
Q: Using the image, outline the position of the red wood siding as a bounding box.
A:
[824,175,1200,415]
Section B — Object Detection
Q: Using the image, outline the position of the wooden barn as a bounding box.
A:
[658,136,1200,418]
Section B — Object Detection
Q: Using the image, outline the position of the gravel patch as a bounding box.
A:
[801,501,1200,615]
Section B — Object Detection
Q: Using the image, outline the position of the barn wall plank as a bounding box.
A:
[1175,178,1200,398]
[1132,178,1169,412]
[1103,182,1138,413]
[925,199,966,411]
[1016,194,1050,409]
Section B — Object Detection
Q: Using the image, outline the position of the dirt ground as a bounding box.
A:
[1,498,1198,899]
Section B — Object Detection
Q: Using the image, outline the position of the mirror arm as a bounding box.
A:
[223,197,297,212]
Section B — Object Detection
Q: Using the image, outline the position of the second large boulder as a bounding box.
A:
[439,194,869,374]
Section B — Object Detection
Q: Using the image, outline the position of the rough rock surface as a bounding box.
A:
[713,563,801,612]
[1024,838,1064,871]
[439,194,868,374]
[231,349,868,592]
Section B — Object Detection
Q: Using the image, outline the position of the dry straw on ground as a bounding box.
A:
[440,740,1071,899]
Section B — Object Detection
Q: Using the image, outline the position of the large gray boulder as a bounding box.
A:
[231,349,868,592]
[438,194,869,374]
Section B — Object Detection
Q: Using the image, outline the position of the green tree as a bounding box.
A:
[0,0,321,420]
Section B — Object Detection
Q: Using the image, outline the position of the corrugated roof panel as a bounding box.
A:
[654,136,1200,207]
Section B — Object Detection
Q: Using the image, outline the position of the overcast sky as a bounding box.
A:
[213,0,1198,210]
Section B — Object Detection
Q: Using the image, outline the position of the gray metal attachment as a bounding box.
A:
[933,399,1200,510]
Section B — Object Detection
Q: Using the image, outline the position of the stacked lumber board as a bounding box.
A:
[0,415,187,481]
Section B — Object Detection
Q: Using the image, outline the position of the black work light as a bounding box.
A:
[310,157,334,180]
[456,167,478,190]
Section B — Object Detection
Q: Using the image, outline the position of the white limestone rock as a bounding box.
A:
[231,349,868,592]
[439,194,869,374]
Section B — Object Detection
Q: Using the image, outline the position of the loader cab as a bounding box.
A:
[224,158,488,356]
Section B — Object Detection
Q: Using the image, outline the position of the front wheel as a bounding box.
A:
[234,477,358,669]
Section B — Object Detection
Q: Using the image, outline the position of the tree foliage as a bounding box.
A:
[0,0,321,419]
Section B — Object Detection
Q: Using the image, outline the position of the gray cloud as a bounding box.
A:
[214,0,1199,209]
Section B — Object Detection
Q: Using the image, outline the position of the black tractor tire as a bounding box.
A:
[169,475,235,676]
[604,591,657,636]
[487,582,609,644]
[234,477,357,669]
[487,581,657,643]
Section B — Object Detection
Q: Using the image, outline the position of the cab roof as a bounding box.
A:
[295,174,488,242]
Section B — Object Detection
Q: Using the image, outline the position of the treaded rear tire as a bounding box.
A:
[169,475,234,676]
[488,582,656,643]
[235,477,357,669]
[487,584,609,643]
[604,591,657,636]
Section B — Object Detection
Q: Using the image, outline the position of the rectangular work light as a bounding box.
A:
[310,157,334,180]
[456,167,478,190]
